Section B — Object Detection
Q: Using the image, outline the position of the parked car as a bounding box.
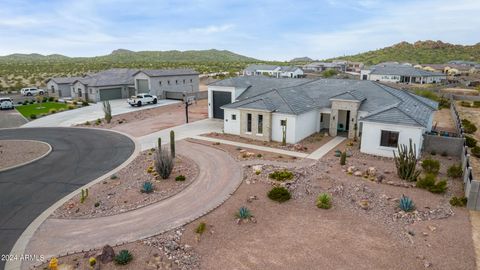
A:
[127,94,158,107]
[0,97,14,110]
[20,87,45,96]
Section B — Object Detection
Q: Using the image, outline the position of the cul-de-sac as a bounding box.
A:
[1,1,480,269]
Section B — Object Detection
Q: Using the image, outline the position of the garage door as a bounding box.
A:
[99,88,123,101]
[137,79,149,93]
[212,91,231,119]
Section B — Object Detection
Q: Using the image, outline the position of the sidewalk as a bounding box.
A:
[307,136,346,159]
[470,211,480,270]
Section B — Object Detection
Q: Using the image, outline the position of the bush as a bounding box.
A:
[154,149,174,179]
[474,101,480,108]
[429,180,447,194]
[49,108,57,114]
[450,196,468,207]
[465,135,477,148]
[94,202,100,207]
[82,101,89,106]
[267,187,291,202]
[438,97,451,109]
[316,193,332,209]
[114,250,133,265]
[340,151,347,165]
[430,150,437,156]
[416,174,436,189]
[447,164,463,178]
[421,158,440,175]
[268,170,294,181]
[462,119,477,134]
[110,174,118,180]
[48,96,55,102]
[195,222,206,234]
[399,195,415,212]
[441,151,448,157]
[472,146,480,158]
[460,101,471,107]
[30,114,37,119]
[67,105,75,110]
[141,181,154,193]
[236,206,252,219]
[22,100,28,105]
[175,175,186,181]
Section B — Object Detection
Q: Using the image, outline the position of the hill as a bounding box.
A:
[290,57,314,62]
[0,49,260,90]
[330,40,480,65]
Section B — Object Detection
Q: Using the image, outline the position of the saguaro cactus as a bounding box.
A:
[340,151,347,165]
[157,137,162,152]
[170,130,175,158]
[393,139,420,182]
[80,188,89,203]
[103,100,112,124]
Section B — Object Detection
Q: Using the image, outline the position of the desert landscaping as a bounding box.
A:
[0,140,50,170]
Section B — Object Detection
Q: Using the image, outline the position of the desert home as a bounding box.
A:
[208,76,437,157]
[243,64,304,78]
[360,62,446,84]
[46,68,199,102]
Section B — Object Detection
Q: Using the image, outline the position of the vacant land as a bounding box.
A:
[0,140,50,170]
[15,102,68,118]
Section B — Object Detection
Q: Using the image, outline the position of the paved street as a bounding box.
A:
[0,128,135,270]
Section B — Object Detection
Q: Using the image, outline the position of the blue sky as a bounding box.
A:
[0,0,479,60]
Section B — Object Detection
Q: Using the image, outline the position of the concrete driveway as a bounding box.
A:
[22,99,179,127]
[0,109,28,128]
[0,128,135,270]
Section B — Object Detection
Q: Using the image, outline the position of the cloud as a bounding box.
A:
[189,24,235,34]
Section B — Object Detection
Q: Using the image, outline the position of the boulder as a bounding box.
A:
[367,167,376,176]
[359,199,370,210]
[354,171,363,177]
[97,245,115,264]
[347,166,356,174]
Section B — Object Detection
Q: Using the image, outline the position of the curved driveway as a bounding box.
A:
[0,128,135,270]
[23,141,243,267]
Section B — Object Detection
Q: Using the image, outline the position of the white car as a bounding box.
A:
[20,87,45,96]
[0,97,14,110]
[127,94,158,107]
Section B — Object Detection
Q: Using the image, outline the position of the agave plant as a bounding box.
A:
[399,195,415,212]
[237,206,252,219]
[141,181,154,194]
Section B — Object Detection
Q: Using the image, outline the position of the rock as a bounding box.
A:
[250,216,257,223]
[252,165,262,172]
[97,245,115,264]
[424,261,432,268]
[376,174,385,183]
[359,199,370,210]
[165,241,179,251]
[422,232,429,237]
[247,195,258,203]
[427,225,436,232]
[245,180,251,185]
[354,171,363,177]
[408,230,415,236]
[347,166,356,173]
[367,167,376,176]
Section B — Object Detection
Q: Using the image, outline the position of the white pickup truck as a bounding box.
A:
[127,94,158,107]
[20,87,45,96]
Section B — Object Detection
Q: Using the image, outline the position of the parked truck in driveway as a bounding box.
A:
[127,94,158,107]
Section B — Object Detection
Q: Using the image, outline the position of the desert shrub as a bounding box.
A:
[114,250,132,265]
[175,175,186,181]
[447,164,463,178]
[82,100,89,106]
[49,108,57,114]
[316,193,332,209]
[472,146,480,158]
[94,202,100,207]
[429,180,447,194]
[340,151,347,165]
[268,170,294,181]
[236,206,252,219]
[255,170,261,175]
[30,114,37,119]
[22,100,28,105]
[399,195,415,212]
[89,257,96,267]
[460,101,471,107]
[48,96,55,102]
[450,196,468,207]
[154,149,174,179]
[465,135,477,148]
[257,153,262,158]
[195,222,206,234]
[267,187,291,202]
[430,150,437,155]
[67,104,75,110]
[29,100,34,104]
[416,173,436,189]
[474,101,480,108]
[438,97,451,109]
[95,118,101,125]
[141,181,154,193]
[441,151,448,157]
[462,119,477,134]
[110,174,118,180]
[421,158,440,175]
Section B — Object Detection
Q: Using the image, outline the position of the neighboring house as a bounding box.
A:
[132,69,199,98]
[303,62,346,72]
[208,76,437,158]
[243,64,304,78]
[71,69,138,102]
[417,64,477,76]
[45,76,85,98]
[360,62,446,84]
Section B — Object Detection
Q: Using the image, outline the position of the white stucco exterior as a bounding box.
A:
[223,108,241,135]
[359,121,424,158]
[271,113,297,144]
[208,85,247,118]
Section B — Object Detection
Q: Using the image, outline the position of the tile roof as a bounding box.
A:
[75,68,138,87]
[368,63,445,77]
[136,69,199,77]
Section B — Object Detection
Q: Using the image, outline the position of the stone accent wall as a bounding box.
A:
[329,100,360,139]
[239,109,272,142]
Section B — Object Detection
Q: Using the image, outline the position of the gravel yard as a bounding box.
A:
[53,150,198,219]
[0,139,50,170]
[77,99,207,137]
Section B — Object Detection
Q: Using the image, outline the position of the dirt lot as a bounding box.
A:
[43,141,475,269]
[53,150,198,219]
[433,108,457,134]
[0,140,50,170]
[77,99,208,137]
[202,131,333,153]
[456,101,480,179]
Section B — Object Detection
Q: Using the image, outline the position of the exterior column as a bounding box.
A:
[348,110,358,139]
[329,109,338,137]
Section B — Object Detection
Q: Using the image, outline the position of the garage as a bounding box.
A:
[212,91,231,119]
[137,79,149,93]
[99,88,123,101]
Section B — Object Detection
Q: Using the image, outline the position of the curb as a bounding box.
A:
[0,140,52,173]
[5,127,140,270]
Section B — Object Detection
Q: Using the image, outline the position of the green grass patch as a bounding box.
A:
[16,102,69,118]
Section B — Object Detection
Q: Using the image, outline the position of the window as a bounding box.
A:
[175,80,178,84]
[380,130,399,148]
[280,120,287,126]
[159,81,162,86]
[89,88,92,94]
[257,114,263,134]
[231,114,236,120]
[50,85,55,93]
[78,88,82,97]
[183,79,186,84]
[247,113,252,132]
[168,80,170,85]
[190,79,193,83]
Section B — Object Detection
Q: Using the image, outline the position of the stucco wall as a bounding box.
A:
[223,108,241,135]
[422,134,464,157]
[294,110,319,142]
[359,121,424,158]
[134,72,199,98]
[271,113,297,144]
